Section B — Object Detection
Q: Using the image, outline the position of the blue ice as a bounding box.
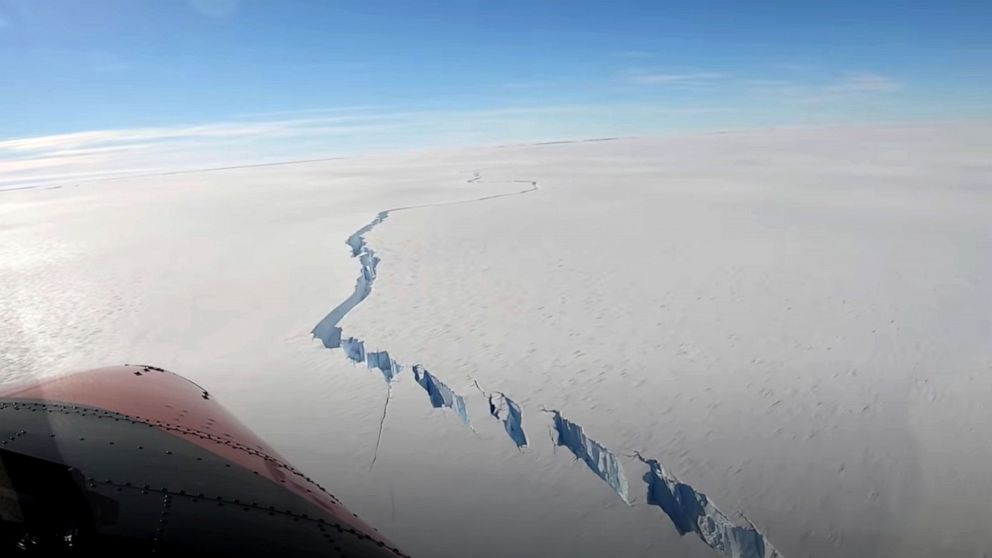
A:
[549,411,630,504]
[412,365,470,425]
[637,454,782,558]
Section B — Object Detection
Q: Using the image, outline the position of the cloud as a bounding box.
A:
[745,72,901,104]
[629,72,725,86]
[826,73,900,93]
[742,79,796,87]
[0,130,127,154]
[0,79,904,192]
[0,104,611,189]
[0,117,383,155]
[230,105,392,119]
[0,114,395,190]
[626,66,899,101]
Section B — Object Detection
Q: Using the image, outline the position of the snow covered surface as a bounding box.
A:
[2,124,992,557]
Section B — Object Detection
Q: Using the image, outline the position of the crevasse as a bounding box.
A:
[548,410,630,504]
[635,453,782,558]
[412,365,470,425]
[310,174,784,557]
[488,392,527,448]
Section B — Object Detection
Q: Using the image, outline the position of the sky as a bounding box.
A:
[1,0,990,188]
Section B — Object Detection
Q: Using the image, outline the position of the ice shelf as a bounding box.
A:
[305,175,789,558]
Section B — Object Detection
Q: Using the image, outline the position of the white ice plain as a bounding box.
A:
[2,124,991,557]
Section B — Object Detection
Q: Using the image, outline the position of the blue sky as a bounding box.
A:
[1,0,990,186]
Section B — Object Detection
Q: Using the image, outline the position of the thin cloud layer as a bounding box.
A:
[0,65,905,192]
[630,72,725,85]
[745,73,902,104]
[0,105,615,190]
[827,73,900,93]
[625,68,903,108]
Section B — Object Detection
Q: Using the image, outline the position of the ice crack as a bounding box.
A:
[633,452,782,558]
[309,173,784,557]
[547,410,630,504]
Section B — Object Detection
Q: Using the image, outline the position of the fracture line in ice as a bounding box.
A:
[412,365,470,425]
[489,392,528,448]
[311,176,539,426]
[633,453,782,558]
[310,174,784,557]
[310,213,386,350]
[366,350,401,383]
[474,381,527,448]
[547,410,630,504]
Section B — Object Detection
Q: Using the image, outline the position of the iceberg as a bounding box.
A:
[548,411,630,504]
[635,454,782,558]
[412,365,470,425]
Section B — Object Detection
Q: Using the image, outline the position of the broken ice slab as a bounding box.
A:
[367,350,401,382]
[488,393,527,448]
[637,454,782,558]
[549,411,630,504]
[341,337,366,364]
[412,365,470,425]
